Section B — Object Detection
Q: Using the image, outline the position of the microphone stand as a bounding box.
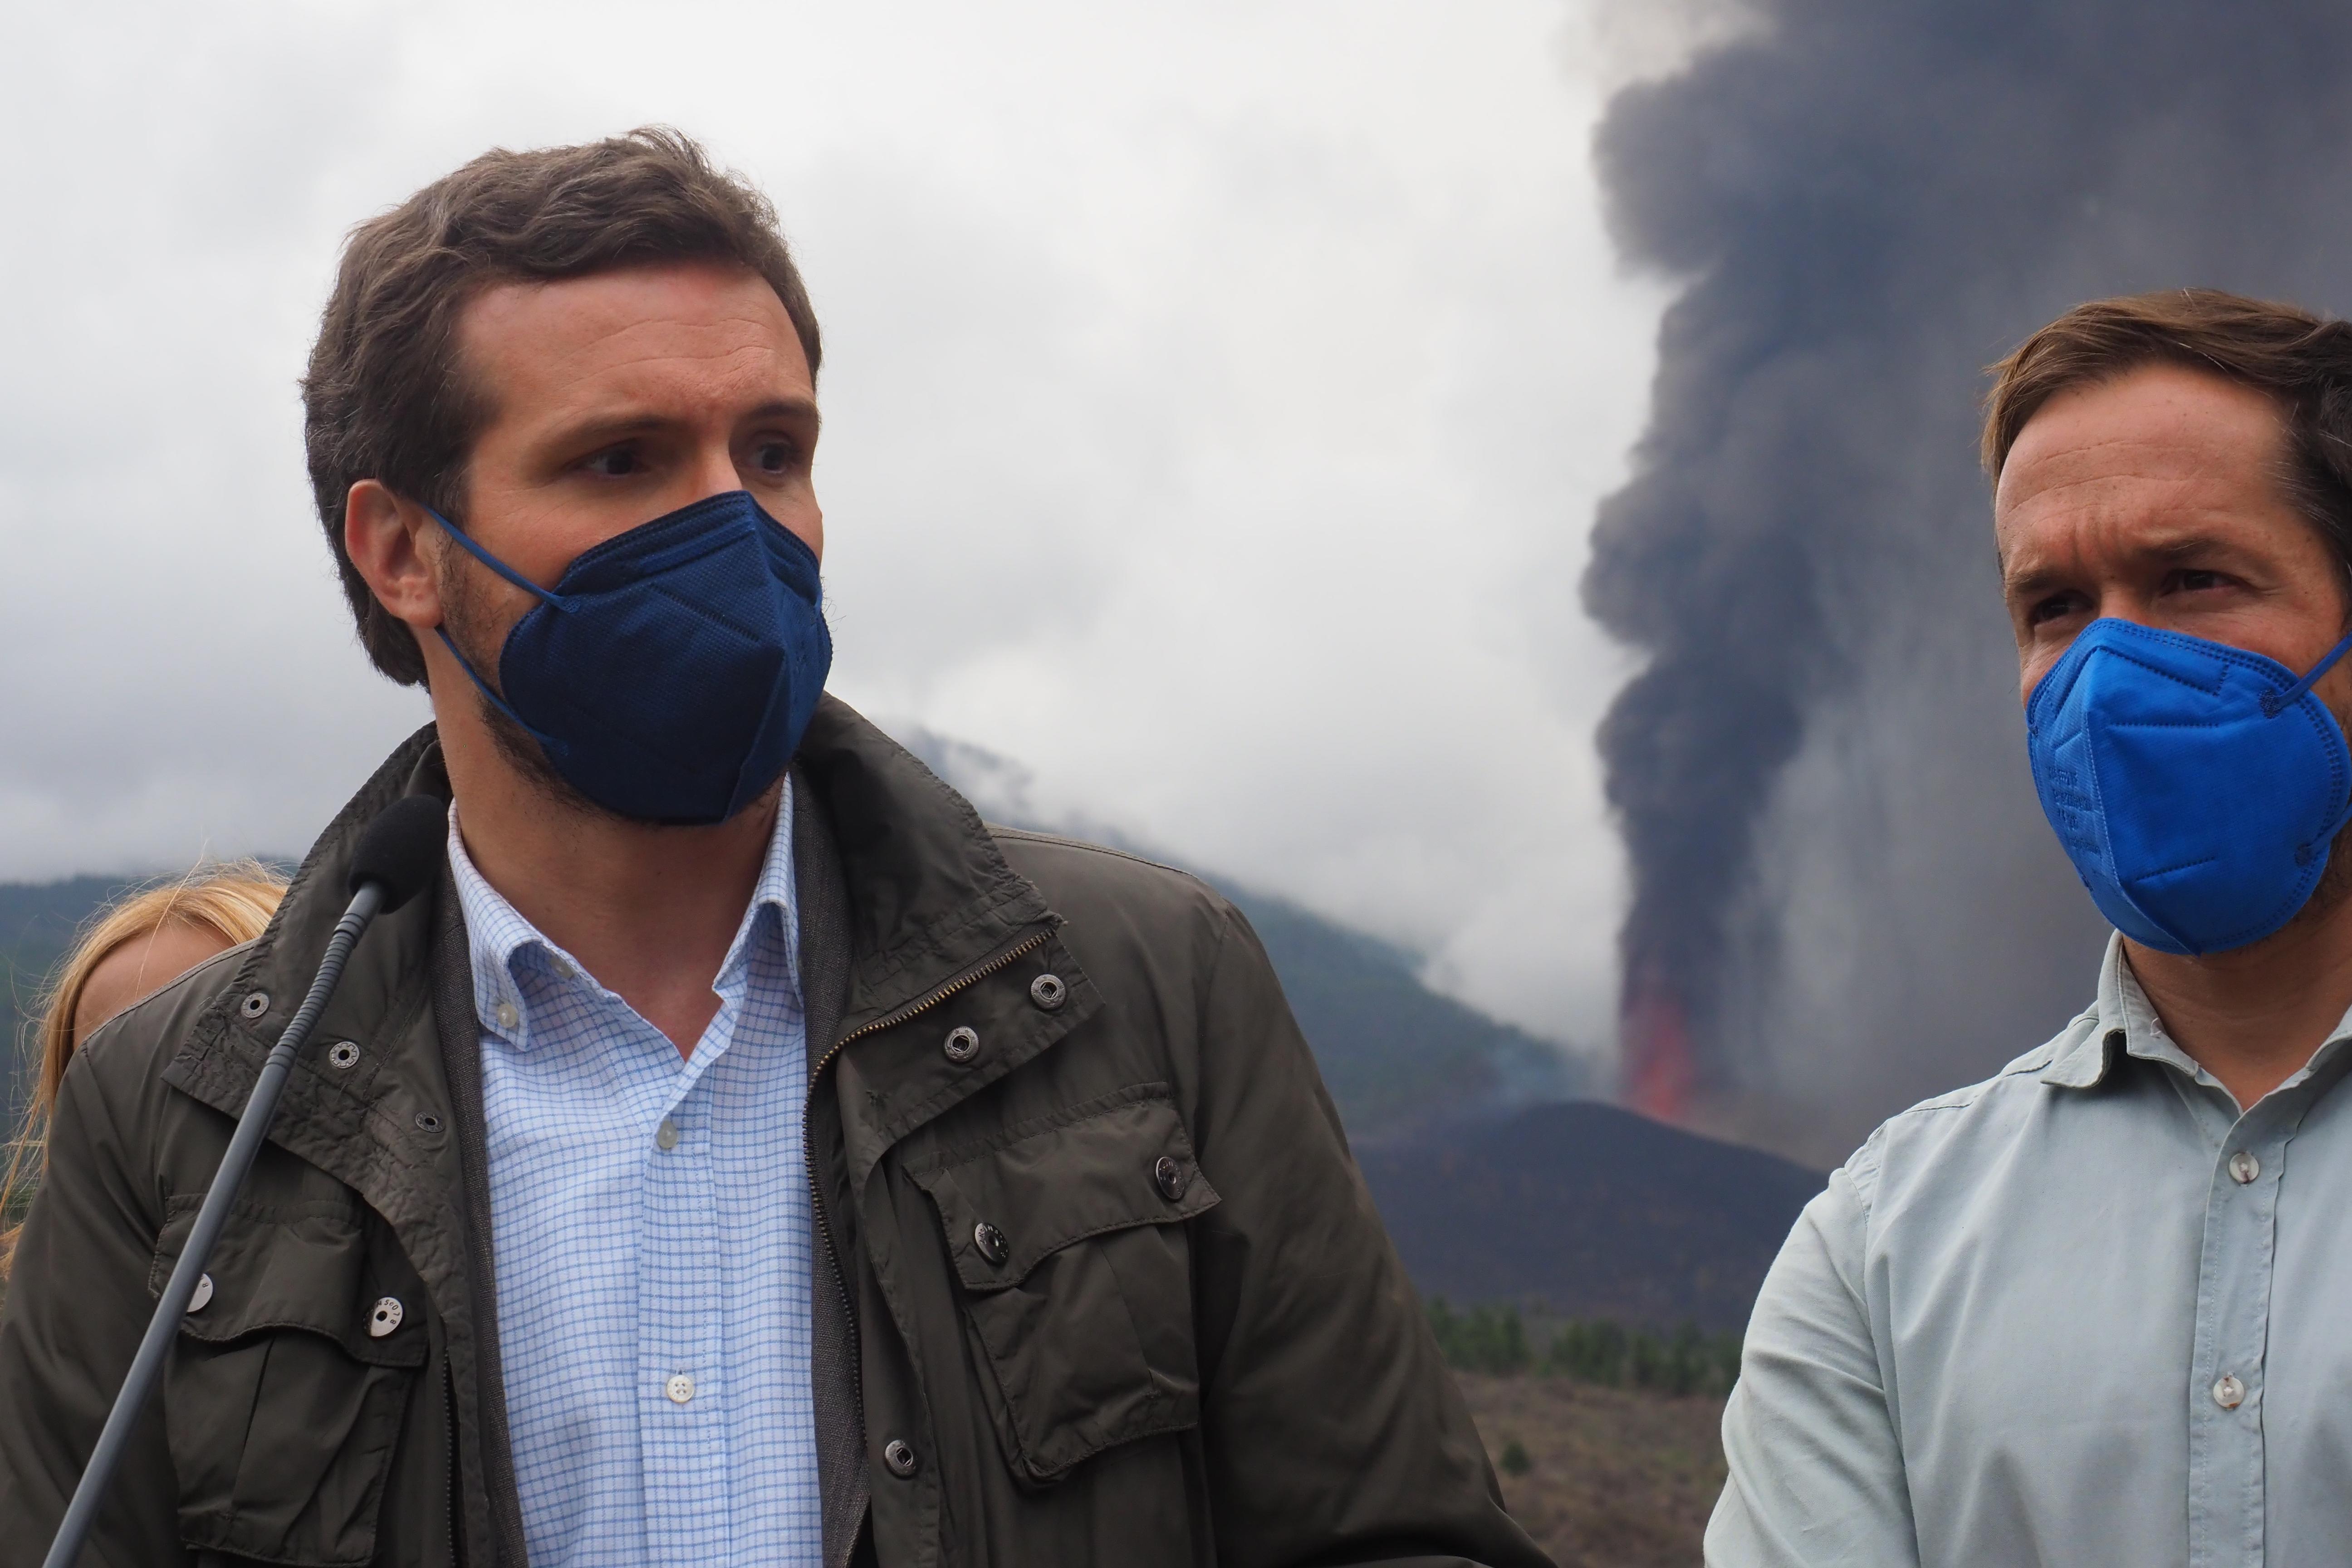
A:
[42,876,396,1568]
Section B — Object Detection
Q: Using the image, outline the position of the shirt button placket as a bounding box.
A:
[2188,1117,2278,1565]
[642,1088,723,1564]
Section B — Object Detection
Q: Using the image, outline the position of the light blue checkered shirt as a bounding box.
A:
[447,799,821,1568]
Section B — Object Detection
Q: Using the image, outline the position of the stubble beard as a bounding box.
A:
[435,538,607,822]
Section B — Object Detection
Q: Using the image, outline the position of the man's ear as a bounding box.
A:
[343,480,446,633]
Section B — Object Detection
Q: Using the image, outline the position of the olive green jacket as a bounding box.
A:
[0,699,1547,1568]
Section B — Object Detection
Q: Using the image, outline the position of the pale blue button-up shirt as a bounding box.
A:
[447,800,821,1568]
[1709,934,2352,1567]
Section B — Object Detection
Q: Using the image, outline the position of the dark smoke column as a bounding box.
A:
[1581,1,2352,1151]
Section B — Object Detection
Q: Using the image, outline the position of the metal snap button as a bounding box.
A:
[943,1025,980,1063]
[327,1040,362,1070]
[368,1297,404,1338]
[973,1221,1009,1266]
[1029,973,1067,1012]
[666,1372,696,1405]
[240,991,270,1019]
[414,1112,445,1135]
[883,1438,919,1478]
[186,1273,214,1313]
[1154,1155,1188,1202]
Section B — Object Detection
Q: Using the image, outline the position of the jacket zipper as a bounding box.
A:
[801,924,1055,1362]
[832,925,1058,1058]
[443,1358,463,1568]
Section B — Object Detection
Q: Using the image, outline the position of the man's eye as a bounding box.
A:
[749,439,799,475]
[2169,568,2228,593]
[583,447,642,478]
[2029,592,2085,627]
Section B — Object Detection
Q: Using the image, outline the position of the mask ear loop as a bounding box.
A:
[427,509,566,606]
[2260,625,2352,718]
[424,510,565,745]
[2261,623,2352,865]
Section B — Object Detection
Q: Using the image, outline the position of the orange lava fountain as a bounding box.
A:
[1621,970,1697,1122]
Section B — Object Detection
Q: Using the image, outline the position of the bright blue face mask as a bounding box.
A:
[2027,616,2352,956]
[430,490,832,826]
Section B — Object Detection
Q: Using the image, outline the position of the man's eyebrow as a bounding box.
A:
[2147,532,2236,562]
[539,396,822,451]
[2000,559,2068,599]
[2001,533,2244,597]
[744,397,822,431]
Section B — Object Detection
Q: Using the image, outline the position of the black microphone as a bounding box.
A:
[43,795,447,1568]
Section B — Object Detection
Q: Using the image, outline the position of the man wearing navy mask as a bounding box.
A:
[1708,290,2352,1566]
[0,130,1543,1568]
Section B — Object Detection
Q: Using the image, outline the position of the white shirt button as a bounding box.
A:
[2228,1150,2260,1184]
[494,1000,520,1032]
[2213,1373,2246,1410]
[656,1117,680,1152]
[665,1372,695,1405]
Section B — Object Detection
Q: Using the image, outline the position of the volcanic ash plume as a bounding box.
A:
[1584,0,2352,1162]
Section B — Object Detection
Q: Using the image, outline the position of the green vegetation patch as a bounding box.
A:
[1426,1297,1743,1398]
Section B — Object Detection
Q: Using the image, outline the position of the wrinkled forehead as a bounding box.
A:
[1993,364,2298,566]
[456,260,813,427]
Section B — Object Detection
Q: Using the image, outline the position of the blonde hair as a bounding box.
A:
[1,863,286,1278]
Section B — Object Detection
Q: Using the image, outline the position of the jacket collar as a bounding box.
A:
[791,695,1058,1034]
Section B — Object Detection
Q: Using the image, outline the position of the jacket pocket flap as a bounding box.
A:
[149,1196,426,1370]
[907,1085,1220,1292]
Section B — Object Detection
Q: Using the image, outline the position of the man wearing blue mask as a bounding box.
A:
[0,130,1543,1568]
[1706,289,2352,1566]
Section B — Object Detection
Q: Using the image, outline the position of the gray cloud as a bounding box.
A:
[1587,0,2352,1161]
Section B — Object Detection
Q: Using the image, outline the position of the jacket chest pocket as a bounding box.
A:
[907,1085,1221,1484]
[150,1196,426,1567]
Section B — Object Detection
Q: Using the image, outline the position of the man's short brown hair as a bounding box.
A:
[302,127,821,686]
[1983,289,2352,583]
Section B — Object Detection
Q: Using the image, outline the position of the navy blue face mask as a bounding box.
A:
[2027,616,2352,956]
[429,490,832,826]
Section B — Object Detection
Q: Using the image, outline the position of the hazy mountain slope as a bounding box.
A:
[1219,888,1588,1137]
[1358,1100,1823,1331]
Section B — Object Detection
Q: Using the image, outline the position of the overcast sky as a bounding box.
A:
[0,1,1682,1060]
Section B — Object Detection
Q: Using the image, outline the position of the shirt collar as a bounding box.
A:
[729,786,801,991]
[2041,929,2352,1095]
[445,785,799,1050]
